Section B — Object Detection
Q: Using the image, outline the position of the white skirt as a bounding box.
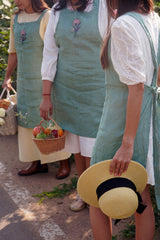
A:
[18,126,96,164]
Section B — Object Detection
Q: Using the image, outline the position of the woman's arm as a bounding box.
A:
[39,80,53,120]
[3,53,17,89]
[109,16,148,176]
[110,83,144,176]
[40,9,59,120]
[3,14,17,89]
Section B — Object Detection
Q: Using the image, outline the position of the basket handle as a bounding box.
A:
[0,86,17,100]
[39,118,60,137]
[10,86,17,94]
[0,87,6,100]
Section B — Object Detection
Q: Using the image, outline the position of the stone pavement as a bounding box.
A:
[1,134,159,240]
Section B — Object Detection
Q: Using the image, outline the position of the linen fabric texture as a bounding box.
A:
[49,0,106,138]
[13,10,48,129]
[9,10,50,53]
[11,10,71,163]
[41,0,108,155]
[91,12,160,210]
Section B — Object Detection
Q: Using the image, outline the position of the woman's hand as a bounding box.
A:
[40,80,53,120]
[3,53,17,90]
[110,139,134,176]
[2,78,12,90]
[39,96,53,120]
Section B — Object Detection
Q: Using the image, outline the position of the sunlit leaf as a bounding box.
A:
[2,0,11,7]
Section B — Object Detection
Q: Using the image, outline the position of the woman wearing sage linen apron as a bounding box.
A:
[90,0,160,239]
[40,0,108,211]
[3,0,71,177]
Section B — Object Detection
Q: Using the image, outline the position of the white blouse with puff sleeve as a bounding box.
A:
[41,0,108,82]
[111,12,160,86]
[111,12,160,185]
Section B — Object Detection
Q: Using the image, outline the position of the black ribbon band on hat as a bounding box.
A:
[97,178,136,199]
[96,177,147,216]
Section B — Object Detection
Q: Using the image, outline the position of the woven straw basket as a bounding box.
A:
[0,87,17,136]
[32,119,66,155]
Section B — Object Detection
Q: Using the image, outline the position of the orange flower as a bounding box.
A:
[58,129,63,137]
[33,126,44,137]
[44,128,52,135]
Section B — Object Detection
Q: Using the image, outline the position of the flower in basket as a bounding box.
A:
[0,108,6,126]
[32,120,65,155]
[0,118,5,126]
[0,108,6,118]
[33,124,64,139]
[33,125,44,137]
[50,128,64,138]
[51,129,58,138]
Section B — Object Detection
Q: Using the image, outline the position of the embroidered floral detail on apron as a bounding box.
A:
[71,19,81,36]
[20,30,26,42]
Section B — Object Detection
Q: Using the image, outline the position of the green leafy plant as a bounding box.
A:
[150,186,160,231]
[155,0,160,14]
[112,235,118,240]
[119,221,135,240]
[33,176,78,204]
[0,0,17,92]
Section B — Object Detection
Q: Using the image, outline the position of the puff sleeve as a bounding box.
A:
[111,16,146,85]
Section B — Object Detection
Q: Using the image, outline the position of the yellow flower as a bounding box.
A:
[0,108,5,118]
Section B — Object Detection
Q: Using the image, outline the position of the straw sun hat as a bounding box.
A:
[77,159,148,219]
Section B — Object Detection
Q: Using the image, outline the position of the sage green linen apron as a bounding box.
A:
[91,13,160,209]
[53,0,105,138]
[13,10,47,128]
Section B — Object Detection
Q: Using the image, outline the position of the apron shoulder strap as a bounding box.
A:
[37,9,49,22]
[13,13,18,24]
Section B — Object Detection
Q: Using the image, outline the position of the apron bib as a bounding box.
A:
[13,10,48,128]
[53,0,106,138]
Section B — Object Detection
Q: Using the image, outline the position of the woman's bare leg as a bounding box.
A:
[74,153,86,177]
[90,206,112,240]
[70,154,88,211]
[85,157,91,169]
[135,185,155,240]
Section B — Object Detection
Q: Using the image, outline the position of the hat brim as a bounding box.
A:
[77,160,148,208]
